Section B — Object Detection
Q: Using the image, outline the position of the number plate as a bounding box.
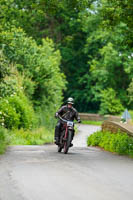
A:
[67,121,74,127]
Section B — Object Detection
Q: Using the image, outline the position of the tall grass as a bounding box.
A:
[36,107,57,130]
[10,127,54,145]
[0,110,56,152]
[0,127,10,154]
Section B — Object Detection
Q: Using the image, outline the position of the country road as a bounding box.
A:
[0,124,133,200]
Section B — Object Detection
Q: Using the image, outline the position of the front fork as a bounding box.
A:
[64,127,74,141]
[64,126,68,140]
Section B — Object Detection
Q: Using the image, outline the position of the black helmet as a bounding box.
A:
[67,97,74,105]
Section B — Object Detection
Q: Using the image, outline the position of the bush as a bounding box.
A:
[8,93,37,129]
[10,127,54,145]
[0,93,37,129]
[87,131,133,157]
[0,99,20,129]
[0,127,10,154]
[0,28,66,111]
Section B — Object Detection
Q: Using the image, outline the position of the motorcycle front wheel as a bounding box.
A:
[64,130,72,154]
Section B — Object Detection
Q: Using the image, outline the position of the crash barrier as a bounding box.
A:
[79,113,121,122]
[102,120,133,138]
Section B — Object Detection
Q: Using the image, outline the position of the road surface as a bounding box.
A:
[0,124,133,200]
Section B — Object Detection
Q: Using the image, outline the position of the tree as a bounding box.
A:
[0,0,95,112]
[99,88,124,115]
[99,0,133,47]
[1,0,132,113]
[81,5,133,110]
[0,28,66,111]
[0,0,94,43]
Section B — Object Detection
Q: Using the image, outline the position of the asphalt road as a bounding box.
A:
[0,124,133,200]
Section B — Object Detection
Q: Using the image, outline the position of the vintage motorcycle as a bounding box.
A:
[57,116,75,154]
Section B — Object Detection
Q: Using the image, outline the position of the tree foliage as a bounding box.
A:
[0,50,10,81]
[99,88,124,115]
[0,0,133,116]
[99,0,133,47]
[0,0,93,43]
[79,3,133,112]
[0,28,66,129]
[0,28,66,109]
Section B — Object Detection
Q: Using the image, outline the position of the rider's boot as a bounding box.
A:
[69,143,73,147]
[54,137,59,145]
[54,126,60,145]
[69,132,74,147]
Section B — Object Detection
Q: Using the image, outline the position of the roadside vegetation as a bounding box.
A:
[0,28,64,153]
[82,120,102,126]
[10,127,54,145]
[0,0,133,154]
[0,127,10,154]
[87,131,133,158]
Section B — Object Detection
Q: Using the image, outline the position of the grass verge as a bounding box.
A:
[0,126,54,154]
[82,120,102,126]
[0,127,10,154]
[87,130,133,157]
[9,127,54,145]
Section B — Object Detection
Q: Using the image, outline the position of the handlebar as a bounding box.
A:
[58,115,81,124]
[58,115,68,123]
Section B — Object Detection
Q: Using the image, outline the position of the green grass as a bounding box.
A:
[9,127,54,145]
[87,130,133,157]
[0,125,54,155]
[0,127,10,154]
[82,120,103,126]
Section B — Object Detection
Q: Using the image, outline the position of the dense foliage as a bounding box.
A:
[0,0,133,113]
[87,131,133,157]
[0,93,37,129]
[0,28,65,108]
[0,0,133,152]
[0,28,66,129]
[99,88,124,115]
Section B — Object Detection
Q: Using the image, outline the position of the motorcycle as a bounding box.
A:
[57,116,74,154]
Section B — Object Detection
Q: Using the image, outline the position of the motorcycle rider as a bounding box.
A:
[54,97,81,146]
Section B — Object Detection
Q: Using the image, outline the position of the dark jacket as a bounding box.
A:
[55,105,80,121]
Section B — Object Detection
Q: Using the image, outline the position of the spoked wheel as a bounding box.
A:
[64,130,72,154]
